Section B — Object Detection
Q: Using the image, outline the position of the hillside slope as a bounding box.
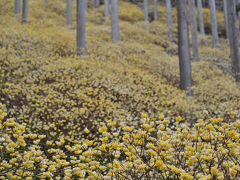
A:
[0,0,239,179]
[0,0,239,137]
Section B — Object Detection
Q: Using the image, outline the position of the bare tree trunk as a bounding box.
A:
[197,0,205,35]
[14,0,21,20]
[104,0,109,17]
[92,0,96,8]
[237,0,240,23]
[177,0,192,95]
[22,0,28,24]
[144,0,149,23]
[227,0,240,82]
[223,0,229,39]
[85,0,88,12]
[96,0,100,7]
[92,0,100,8]
[209,0,220,48]
[77,0,86,55]
[166,0,173,41]
[67,0,72,29]
[111,0,120,43]
[189,0,200,61]
[215,0,222,10]
[154,0,158,21]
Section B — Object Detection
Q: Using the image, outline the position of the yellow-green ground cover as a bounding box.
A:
[0,0,239,179]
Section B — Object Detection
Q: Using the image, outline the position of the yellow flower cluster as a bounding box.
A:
[1,106,239,179]
[0,0,239,179]
[0,0,239,145]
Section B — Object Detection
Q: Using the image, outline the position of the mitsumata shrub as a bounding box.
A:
[0,0,239,179]
[0,106,239,179]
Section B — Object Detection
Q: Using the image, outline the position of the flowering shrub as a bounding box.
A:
[0,106,240,179]
[0,0,240,178]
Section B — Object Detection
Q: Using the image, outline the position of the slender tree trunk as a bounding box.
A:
[77,0,86,55]
[154,0,158,21]
[227,0,240,82]
[223,0,229,39]
[177,0,192,95]
[96,0,100,7]
[189,0,200,61]
[22,0,28,24]
[209,0,220,48]
[238,0,240,23]
[104,0,109,17]
[92,0,96,8]
[85,0,88,12]
[111,0,120,43]
[14,0,21,19]
[144,0,149,23]
[166,0,173,41]
[215,0,221,10]
[67,0,72,29]
[197,0,205,35]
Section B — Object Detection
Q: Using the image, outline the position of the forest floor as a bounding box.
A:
[0,0,239,179]
[0,0,239,133]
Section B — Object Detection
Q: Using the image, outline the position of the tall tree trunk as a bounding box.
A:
[92,0,96,8]
[153,0,158,21]
[67,0,72,29]
[237,0,240,23]
[177,0,192,95]
[96,0,100,7]
[104,0,109,17]
[197,0,205,35]
[209,0,220,48]
[22,0,28,24]
[111,0,120,43]
[227,0,240,82]
[85,0,88,12]
[14,0,21,19]
[144,0,149,23]
[189,0,200,61]
[223,0,229,39]
[77,0,86,55]
[166,0,173,41]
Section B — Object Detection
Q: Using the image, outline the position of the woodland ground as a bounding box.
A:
[0,0,239,179]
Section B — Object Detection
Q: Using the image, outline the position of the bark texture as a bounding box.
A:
[189,0,200,61]
[85,0,88,12]
[22,0,28,24]
[77,0,86,55]
[223,0,229,39]
[67,0,72,29]
[238,0,240,23]
[197,0,205,35]
[14,0,21,17]
[209,0,220,48]
[92,0,97,8]
[104,0,109,17]
[144,0,149,23]
[111,0,120,43]
[153,0,158,21]
[166,0,173,41]
[227,0,240,82]
[177,0,192,95]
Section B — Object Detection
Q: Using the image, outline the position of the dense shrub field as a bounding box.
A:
[0,0,239,179]
[0,106,239,179]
